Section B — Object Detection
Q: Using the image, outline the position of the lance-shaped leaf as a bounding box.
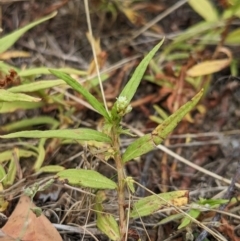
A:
[19,67,86,77]
[122,134,154,163]
[151,89,203,144]
[5,148,19,186]
[0,149,37,164]
[123,89,203,162]
[0,101,43,113]
[0,11,57,54]
[8,80,66,93]
[97,213,120,240]
[0,128,111,143]
[0,116,59,133]
[0,89,41,102]
[158,213,185,225]
[119,39,164,103]
[56,169,117,189]
[188,0,218,22]
[0,165,7,187]
[49,69,110,120]
[187,59,231,77]
[38,165,65,173]
[95,191,120,240]
[33,138,46,172]
[226,28,240,45]
[130,190,189,218]
[178,209,200,229]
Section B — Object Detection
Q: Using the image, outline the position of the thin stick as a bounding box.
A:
[83,0,108,113]
[132,0,188,39]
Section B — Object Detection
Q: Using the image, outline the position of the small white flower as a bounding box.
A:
[116,96,132,116]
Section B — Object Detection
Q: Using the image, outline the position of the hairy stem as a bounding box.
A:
[112,126,126,240]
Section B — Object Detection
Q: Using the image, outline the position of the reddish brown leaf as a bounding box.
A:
[1,195,62,241]
[218,217,240,241]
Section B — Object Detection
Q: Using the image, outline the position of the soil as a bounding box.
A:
[1,1,240,241]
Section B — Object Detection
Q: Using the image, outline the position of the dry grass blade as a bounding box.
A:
[84,0,108,113]
[133,0,188,39]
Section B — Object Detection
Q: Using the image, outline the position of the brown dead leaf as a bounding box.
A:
[1,195,62,241]
[132,3,165,13]
[187,47,232,77]
[218,217,240,241]
[0,51,31,60]
[121,8,145,26]
[121,7,163,33]
[0,70,20,89]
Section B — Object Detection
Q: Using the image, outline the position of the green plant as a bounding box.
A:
[159,198,229,229]
[0,11,113,176]
[0,10,109,116]
[0,40,203,240]
[144,0,240,125]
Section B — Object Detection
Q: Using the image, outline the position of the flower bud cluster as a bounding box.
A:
[116,96,132,117]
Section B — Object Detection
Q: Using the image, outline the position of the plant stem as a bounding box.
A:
[112,126,126,240]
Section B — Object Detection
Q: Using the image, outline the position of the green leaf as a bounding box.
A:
[153,104,169,120]
[5,151,17,186]
[97,213,120,240]
[0,128,111,143]
[0,165,7,186]
[151,89,203,145]
[198,198,228,207]
[0,61,19,74]
[0,89,41,102]
[226,28,240,44]
[122,134,154,163]
[8,80,66,93]
[0,101,43,113]
[31,207,42,217]
[38,165,65,173]
[86,73,110,89]
[94,191,120,240]
[125,176,135,193]
[49,69,110,120]
[158,213,185,225]
[222,1,240,19]
[33,138,46,171]
[172,21,222,45]
[0,149,37,163]
[119,39,164,103]
[178,209,200,229]
[188,0,218,22]
[19,67,87,77]
[130,190,189,218]
[0,116,59,133]
[149,115,163,125]
[123,90,203,162]
[0,11,57,54]
[18,68,109,89]
[56,169,117,189]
